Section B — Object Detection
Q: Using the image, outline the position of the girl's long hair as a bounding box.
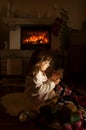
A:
[26,48,52,76]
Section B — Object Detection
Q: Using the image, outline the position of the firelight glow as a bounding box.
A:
[23,31,49,44]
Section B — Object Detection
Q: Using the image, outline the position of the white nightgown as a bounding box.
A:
[1,70,57,117]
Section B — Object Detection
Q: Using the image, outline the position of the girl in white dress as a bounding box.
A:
[1,49,61,121]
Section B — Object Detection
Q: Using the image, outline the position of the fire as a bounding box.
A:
[23,32,49,44]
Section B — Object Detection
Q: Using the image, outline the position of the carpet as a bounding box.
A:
[0,78,86,130]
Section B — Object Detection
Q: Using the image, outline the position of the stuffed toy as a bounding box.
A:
[50,68,63,81]
[50,68,72,97]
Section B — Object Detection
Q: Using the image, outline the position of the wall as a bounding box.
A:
[8,19,61,50]
[9,26,21,49]
[0,50,33,76]
[69,30,86,78]
[0,0,86,78]
[0,0,86,28]
[0,0,86,49]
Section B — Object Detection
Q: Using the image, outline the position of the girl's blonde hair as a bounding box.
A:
[27,49,52,76]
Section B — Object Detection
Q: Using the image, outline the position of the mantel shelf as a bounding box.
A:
[3,17,53,25]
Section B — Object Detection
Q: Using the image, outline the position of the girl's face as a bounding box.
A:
[39,60,50,71]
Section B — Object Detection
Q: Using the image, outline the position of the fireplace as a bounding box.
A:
[21,25,51,50]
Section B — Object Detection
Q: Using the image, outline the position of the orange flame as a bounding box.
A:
[23,32,49,44]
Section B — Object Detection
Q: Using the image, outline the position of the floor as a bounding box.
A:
[0,77,55,130]
[0,76,86,130]
[0,110,53,130]
[0,97,55,130]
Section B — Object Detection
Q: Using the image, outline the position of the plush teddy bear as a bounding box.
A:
[50,68,63,81]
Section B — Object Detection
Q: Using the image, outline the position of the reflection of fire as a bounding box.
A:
[23,32,49,44]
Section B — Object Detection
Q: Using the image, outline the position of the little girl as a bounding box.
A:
[1,49,61,121]
[24,49,61,114]
[1,49,84,130]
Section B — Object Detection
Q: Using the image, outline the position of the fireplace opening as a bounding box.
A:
[21,25,51,50]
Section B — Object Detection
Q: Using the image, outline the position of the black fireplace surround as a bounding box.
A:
[21,24,51,50]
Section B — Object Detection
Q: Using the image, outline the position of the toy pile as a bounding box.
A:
[36,81,86,130]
